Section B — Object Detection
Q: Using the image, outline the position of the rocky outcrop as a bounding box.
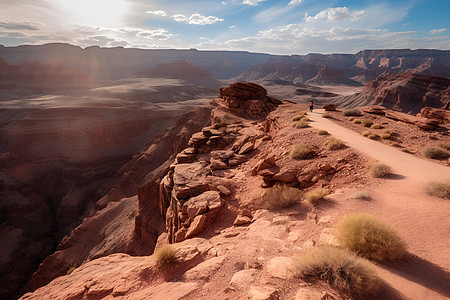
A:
[217,82,282,120]
[418,107,450,125]
[306,66,360,86]
[335,73,450,114]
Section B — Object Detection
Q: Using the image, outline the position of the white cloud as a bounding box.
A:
[145,10,167,17]
[306,7,366,22]
[288,0,302,6]
[229,25,236,29]
[430,28,447,34]
[173,13,224,25]
[243,0,265,6]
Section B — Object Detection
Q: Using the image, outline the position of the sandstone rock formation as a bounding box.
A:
[335,73,450,114]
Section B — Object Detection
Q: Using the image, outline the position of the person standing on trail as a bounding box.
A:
[309,100,314,112]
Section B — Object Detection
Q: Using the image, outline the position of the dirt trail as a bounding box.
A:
[308,109,450,299]
[308,109,450,182]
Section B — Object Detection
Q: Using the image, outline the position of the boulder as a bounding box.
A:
[418,107,450,124]
[323,103,336,111]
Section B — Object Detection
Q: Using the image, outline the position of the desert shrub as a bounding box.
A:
[292,120,309,128]
[324,137,345,150]
[368,134,378,140]
[381,133,391,139]
[336,214,406,262]
[368,162,391,178]
[318,129,329,135]
[292,112,308,121]
[422,146,450,159]
[263,184,303,210]
[343,109,362,116]
[322,113,331,118]
[352,190,371,201]
[436,142,450,151]
[362,130,371,137]
[290,144,314,159]
[361,119,373,127]
[304,188,329,206]
[353,119,362,124]
[424,181,450,199]
[294,246,381,296]
[347,117,355,121]
[66,263,78,275]
[370,123,382,129]
[155,245,178,266]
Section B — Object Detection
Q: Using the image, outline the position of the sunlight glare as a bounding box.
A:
[48,0,130,27]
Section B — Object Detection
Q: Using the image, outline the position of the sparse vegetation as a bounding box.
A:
[304,188,329,205]
[263,184,303,210]
[368,134,378,140]
[292,120,309,128]
[362,130,371,137]
[336,214,406,262]
[352,190,371,201]
[324,137,345,150]
[294,246,381,296]
[368,162,391,178]
[353,119,362,124]
[322,113,331,118]
[424,180,450,199]
[66,263,78,275]
[290,144,315,160]
[347,117,355,121]
[370,123,382,129]
[436,142,450,151]
[318,129,329,135]
[292,111,308,121]
[422,146,450,159]
[343,109,362,117]
[155,245,178,266]
[381,130,392,139]
[361,119,373,127]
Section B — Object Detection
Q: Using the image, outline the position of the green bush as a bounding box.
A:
[290,144,315,159]
[304,188,329,205]
[343,109,362,116]
[155,245,178,266]
[294,246,381,296]
[368,162,391,178]
[262,184,303,210]
[324,137,345,150]
[422,146,450,159]
[424,181,450,199]
[336,214,406,262]
[361,119,374,127]
[318,130,329,135]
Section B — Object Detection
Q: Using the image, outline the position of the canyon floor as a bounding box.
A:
[20,97,450,299]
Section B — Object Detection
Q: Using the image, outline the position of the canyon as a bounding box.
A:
[0,45,449,299]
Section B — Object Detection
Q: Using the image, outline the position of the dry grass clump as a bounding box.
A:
[370,123,382,129]
[368,162,391,178]
[424,180,450,199]
[290,144,315,159]
[368,134,378,140]
[422,146,450,159]
[436,142,450,151]
[324,137,345,150]
[381,130,392,139]
[361,119,373,127]
[292,111,308,121]
[292,120,309,128]
[336,214,406,262]
[322,113,331,118]
[66,263,78,275]
[155,245,178,266]
[304,188,329,205]
[318,129,329,135]
[352,190,371,201]
[263,184,303,210]
[347,117,355,121]
[362,130,371,137]
[294,246,381,297]
[343,109,362,116]
[353,119,362,124]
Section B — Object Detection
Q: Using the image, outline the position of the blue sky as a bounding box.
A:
[0,0,449,54]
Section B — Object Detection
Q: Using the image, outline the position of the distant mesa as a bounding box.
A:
[136,59,219,85]
[335,73,450,114]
